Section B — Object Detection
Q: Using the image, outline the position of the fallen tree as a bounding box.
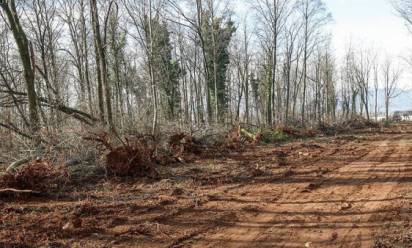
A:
[0,89,97,125]
[6,157,32,173]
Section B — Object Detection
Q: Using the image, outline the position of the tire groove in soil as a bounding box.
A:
[189,135,412,248]
[165,141,367,247]
[271,139,397,248]
[338,138,412,248]
[336,139,401,248]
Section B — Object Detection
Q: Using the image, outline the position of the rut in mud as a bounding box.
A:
[1,125,412,248]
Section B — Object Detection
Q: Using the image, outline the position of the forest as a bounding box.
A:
[0,0,405,139]
[1,0,412,247]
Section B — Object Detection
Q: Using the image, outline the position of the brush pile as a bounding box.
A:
[318,117,380,135]
[0,160,68,193]
[167,133,203,163]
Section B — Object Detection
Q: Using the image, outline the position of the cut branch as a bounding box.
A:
[0,90,97,125]
[0,188,42,197]
[0,122,48,144]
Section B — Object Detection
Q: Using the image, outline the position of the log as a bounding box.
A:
[0,89,97,125]
[0,188,41,197]
[6,157,31,172]
[240,128,258,141]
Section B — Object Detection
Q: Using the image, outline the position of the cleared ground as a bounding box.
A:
[1,124,412,248]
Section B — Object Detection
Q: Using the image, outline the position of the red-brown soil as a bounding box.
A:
[1,124,412,248]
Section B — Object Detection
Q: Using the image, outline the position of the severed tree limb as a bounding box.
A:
[0,122,33,140]
[0,122,48,144]
[240,128,260,142]
[6,157,32,172]
[0,89,97,125]
[40,103,95,125]
[0,188,42,197]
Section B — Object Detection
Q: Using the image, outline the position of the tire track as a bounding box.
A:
[188,135,411,248]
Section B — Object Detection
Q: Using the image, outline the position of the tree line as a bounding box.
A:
[0,0,406,145]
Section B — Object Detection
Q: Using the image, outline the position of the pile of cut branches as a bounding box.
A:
[221,126,249,150]
[340,118,380,130]
[0,160,68,195]
[167,133,203,163]
[318,117,380,135]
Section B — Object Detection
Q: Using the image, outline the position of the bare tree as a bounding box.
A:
[253,0,291,125]
[373,59,380,120]
[382,57,402,121]
[58,0,94,114]
[297,0,331,125]
[0,0,40,140]
[393,0,412,32]
[353,48,374,121]
[90,0,115,131]
[283,19,302,123]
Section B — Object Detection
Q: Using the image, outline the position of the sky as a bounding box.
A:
[235,0,412,89]
[324,0,412,89]
[324,0,412,60]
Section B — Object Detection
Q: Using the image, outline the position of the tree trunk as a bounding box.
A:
[0,0,40,143]
[90,0,113,131]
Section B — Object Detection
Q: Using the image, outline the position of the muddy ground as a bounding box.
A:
[1,124,412,248]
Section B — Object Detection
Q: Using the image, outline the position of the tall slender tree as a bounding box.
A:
[0,0,40,142]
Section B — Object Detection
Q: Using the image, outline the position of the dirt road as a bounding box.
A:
[188,137,411,248]
[1,126,412,248]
